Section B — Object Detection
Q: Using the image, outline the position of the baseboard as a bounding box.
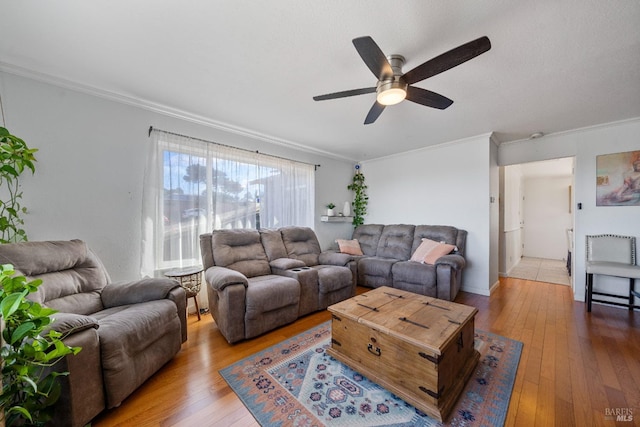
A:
[460,284,491,296]
[489,280,501,294]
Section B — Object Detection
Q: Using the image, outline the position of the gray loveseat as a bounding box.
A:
[200,227,354,343]
[331,224,467,301]
[0,240,187,427]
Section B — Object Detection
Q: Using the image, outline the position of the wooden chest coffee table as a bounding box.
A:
[327,286,479,421]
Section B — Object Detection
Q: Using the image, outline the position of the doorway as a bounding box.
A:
[499,157,575,286]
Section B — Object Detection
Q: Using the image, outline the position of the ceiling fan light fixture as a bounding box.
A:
[377,80,407,106]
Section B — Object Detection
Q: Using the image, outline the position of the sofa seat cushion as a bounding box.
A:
[244,275,301,339]
[358,257,398,288]
[245,275,300,319]
[313,265,352,293]
[93,299,182,407]
[392,261,437,287]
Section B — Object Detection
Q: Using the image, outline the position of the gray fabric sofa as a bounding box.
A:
[200,227,354,343]
[333,224,467,301]
[0,240,187,427]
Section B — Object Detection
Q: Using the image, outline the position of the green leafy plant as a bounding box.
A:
[0,264,80,426]
[0,127,38,244]
[326,203,335,209]
[347,166,369,227]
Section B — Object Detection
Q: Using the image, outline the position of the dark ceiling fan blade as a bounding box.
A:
[364,101,385,125]
[313,87,376,101]
[352,36,394,80]
[405,86,453,109]
[402,36,491,85]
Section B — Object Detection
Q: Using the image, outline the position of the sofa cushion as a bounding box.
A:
[245,275,300,318]
[210,229,271,278]
[424,242,456,264]
[375,224,415,260]
[0,239,109,315]
[412,225,462,255]
[336,239,363,255]
[313,265,353,293]
[392,261,438,297]
[93,299,182,407]
[352,224,384,256]
[260,229,288,261]
[280,226,321,266]
[410,238,456,264]
[357,256,398,288]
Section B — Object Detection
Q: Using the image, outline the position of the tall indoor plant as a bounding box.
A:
[347,164,368,227]
[0,127,37,243]
[0,264,80,426]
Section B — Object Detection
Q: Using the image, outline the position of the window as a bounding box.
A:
[141,130,314,275]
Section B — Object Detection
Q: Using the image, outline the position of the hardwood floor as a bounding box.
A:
[92,278,640,426]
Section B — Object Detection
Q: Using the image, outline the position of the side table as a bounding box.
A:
[165,266,204,320]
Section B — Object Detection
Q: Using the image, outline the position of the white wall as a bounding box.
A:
[501,164,523,274]
[522,176,573,259]
[362,134,494,296]
[499,118,640,303]
[0,71,354,280]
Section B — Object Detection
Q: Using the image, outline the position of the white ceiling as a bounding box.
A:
[1,1,639,161]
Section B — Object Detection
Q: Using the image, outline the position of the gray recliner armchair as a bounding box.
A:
[0,240,187,427]
[200,229,301,343]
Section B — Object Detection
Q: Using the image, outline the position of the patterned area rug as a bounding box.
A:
[220,322,522,427]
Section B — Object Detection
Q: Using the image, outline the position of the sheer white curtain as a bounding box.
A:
[141,129,315,280]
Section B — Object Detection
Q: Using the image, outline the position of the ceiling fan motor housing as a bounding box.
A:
[376,55,408,105]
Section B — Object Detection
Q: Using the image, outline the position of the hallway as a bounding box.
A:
[508,257,571,286]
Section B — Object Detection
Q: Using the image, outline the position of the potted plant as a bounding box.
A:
[347,165,368,227]
[0,264,80,426]
[0,127,38,244]
[326,203,336,216]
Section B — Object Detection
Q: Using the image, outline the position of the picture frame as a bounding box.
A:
[596,150,640,206]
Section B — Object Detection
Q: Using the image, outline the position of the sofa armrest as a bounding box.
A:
[319,251,354,266]
[270,258,306,270]
[45,312,99,337]
[101,277,180,308]
[205,266,249,291]
[435,254,466,270]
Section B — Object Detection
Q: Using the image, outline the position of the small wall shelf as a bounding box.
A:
[321,215,353,223]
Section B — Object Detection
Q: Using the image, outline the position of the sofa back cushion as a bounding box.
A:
[210,229,271,278]
[412,225,466,257]
[376,225,415,260]
[280,226,321,266]
[0,240,109,315]
[259,229,288,261]
[352,224,385,256]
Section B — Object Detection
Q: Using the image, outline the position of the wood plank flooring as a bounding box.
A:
[92,277,640,426]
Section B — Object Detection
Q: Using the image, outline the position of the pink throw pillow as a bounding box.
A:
[410,238,441,262]
[336,239,364,256]
[411,238,456,264]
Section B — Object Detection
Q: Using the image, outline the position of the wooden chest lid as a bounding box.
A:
[328,286,477,355]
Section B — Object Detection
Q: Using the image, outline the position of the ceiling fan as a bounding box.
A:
[313,36,491,124]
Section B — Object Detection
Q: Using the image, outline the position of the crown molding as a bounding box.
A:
[0,62,355,162]
[499,116,640,147]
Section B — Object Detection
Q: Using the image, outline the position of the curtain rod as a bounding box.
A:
[148,126,321,170]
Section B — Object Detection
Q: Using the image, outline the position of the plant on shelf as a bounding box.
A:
[0,264,81,426]
[326,203,336,216]
[347,165,368,227]
[0,127,38,244]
